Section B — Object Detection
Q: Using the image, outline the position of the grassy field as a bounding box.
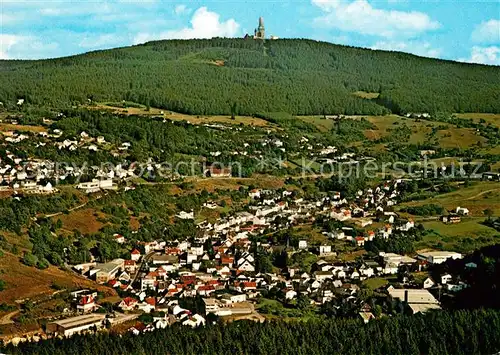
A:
[55,208,106,235]
[423,157,483,166]
[352,91,380,99]
[436,127,487,149]
[362,277,388,290]
[293,225,329,246]
[289,158,323,173]
[255,298,319,321]
[93,103,270,127]
[365,116,486,148]
[185,176,285,192]
[0,251,114,305]
[399,181,500,252]
[417,218,500,252]
[485,146,500,155]
[297,116,335,132]
[1,231,32,252]
[400,181,500,216]
[421,218,497,238]
[336,249,367,261]
[297,114,487,149]
[455,113,500,128]
[0,123,47,133]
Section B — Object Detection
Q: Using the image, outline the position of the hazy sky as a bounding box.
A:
[1,0,499,64]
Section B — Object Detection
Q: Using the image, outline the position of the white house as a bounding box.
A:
[131,249,142,261]
[455,207,470,216]
[423,277,435,289]
[285,289,297,300]
[76,295,97,313]
[319,245,332,255]
[248,189,261,199]
[315,271,333,281]
[113,234,126,244]
[360,266,374,278]
[181,314,206,328]
[176,211,194,220]
[441,274,453,285]
[446,283,468,292]
[330,231,345,240]
[221,293,247,304]
[418,251,463,264]
[237,259,255,272]
[383,263,399,275]
[350,270,360,279]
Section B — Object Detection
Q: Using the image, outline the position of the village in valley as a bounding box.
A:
[54,179,474,338]
[0,99,499,346]
[0,3,499,351]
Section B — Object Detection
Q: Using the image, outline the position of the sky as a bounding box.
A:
[1,0,499,65]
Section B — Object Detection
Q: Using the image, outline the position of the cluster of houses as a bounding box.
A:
[67,240,466,335]
[2,117,492,341]
[0,125,129,193]
[0,151,59,194]
[440,206,470,224]
[0,120,371,194]
[3,242,469,343]
[0,126,186,194]
[63,179,474,337]
[295,137,374,164]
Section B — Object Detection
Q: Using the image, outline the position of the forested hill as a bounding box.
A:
[1,38,499,115]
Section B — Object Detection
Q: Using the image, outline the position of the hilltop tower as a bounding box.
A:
[254,17,265,40]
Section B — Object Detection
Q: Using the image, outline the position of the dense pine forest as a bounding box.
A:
[1,39,499,115]
[3,310,500,355]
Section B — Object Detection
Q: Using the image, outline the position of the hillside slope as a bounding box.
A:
[1,38,499,115]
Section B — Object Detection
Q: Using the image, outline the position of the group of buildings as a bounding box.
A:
[0,114,489,342]
[60,178,474,337]
[0,122,132,194]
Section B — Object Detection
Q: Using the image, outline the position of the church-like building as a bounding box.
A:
[254,17,265,40]
[244,17,278,40]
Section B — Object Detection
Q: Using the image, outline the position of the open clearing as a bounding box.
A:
[297,114,486,149]
[436,128,487,149]
[362,277,388,290]
[399,181,500,252]
[54,208,106,235]
[417,218,500,253]
[400,181,500,216]
[298,116,335,132]
[93,103,269,127]
[352,91,380,99]
[455,113,500,128]
[365,116,486,148]
[185,176,285,192]
[421,218,497,239]
[0,252,115,304]
[0,123,46,133]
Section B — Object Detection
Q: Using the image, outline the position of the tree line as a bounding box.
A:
[3,309,500,354]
